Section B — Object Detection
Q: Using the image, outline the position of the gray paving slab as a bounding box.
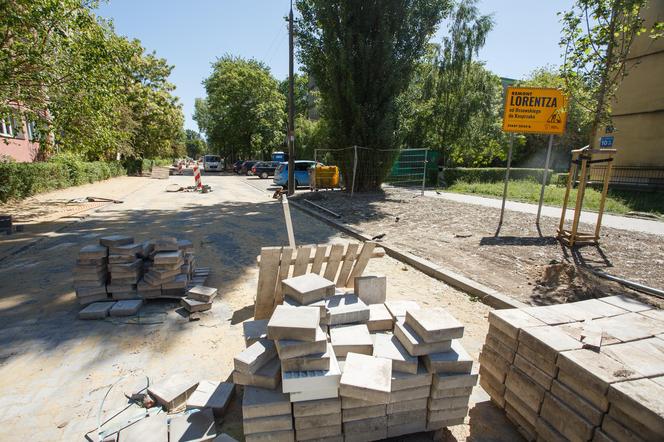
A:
[281,343,332,372]
[268,305,320,341]
[488,308,546,340]
[233,357,281,390]
[330,324,372,357]
[391,364,432,391]
[181,297,211,313]
[601,337,664,377]
[243,319,269,346]
[169,408,217,441]
[342,404,386,422]
[79,244,108,259]
[513,353,553,390]
[393,320,452,356]
[591,312,662,342]
[147,375,199,411]
[366,304,393,332]
[430,385,473,399]
[384,300,420,320]
[275,326,327,359]
[234,339,277,374]
[404,307,464,343]
[550,379,603,426]
[599,295,652,312]
[283,296,326,319]
[520,305,578,326]
[79,301,115,319]
[387,409,426,426]
[388,385,430,403]
[282,349,341,394]
[372,333,417,374]
[242,386,292,419]
[608,377,664,436]
[187,285,218,303]
[243,414,293,435]
[292,397,341,418]
[353,275,386,305]
[339,353,392,403]
[118,413,168,442]
[539,393,594,442]
[294,425,341,441]
[294,412,341,430]
[386,397,427,414]
[99,235,134,247]
[323,294,369,326]
[519,325,583,363]
[504,366,545,414]
[281,273,335,305]
[109,299,142,317]
[212,434,238,442]
[431,365,479,391]
[186,380,234,416]
[422,339,473,374]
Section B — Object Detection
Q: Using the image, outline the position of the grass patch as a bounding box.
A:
[445,179,664,216]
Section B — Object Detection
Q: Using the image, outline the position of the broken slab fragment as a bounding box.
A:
[234,339,277,374]
[109,299,142,317]
[367,304,394,332]
[186,380,234,417]
[404,307,464,343]
[169,408,217,441]
[148,375,199,411]
[323,294,370,326]
[242,386,292,419]
[281,273,335,305]
[372,333,418,374]
[187,285,218,303]
[268,305,320,342]
[393,320,452,356]
[79,301,115,320]
[384,300,420,321]
[275,326,327,359]
[354,275,386,305]
[339,353,392,404]
[243,319,269,347]
[330,324,372,357]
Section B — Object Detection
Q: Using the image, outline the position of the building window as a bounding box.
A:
[0,117,13,137]
[26,121,38,141]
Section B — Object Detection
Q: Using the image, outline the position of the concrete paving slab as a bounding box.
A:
[342,404,386,422]
[599,295,652,313]
[234,339,277,374]
[505,366,545,414]
[283,296,326,319]
[387,421,427,438]
[242,386,292,419]
[282,273,335,305]
[386,397,427,414]
[431,366,479,391]
[100,235,133,247]
[384,300,420,320]
[387,409,426,426]
[243,319,269,346]
[290,386,339,402]
[118,413,168,442]
[516,342,557,377]
[244,429,294,442]
[430,386,473,399]
[339,353,392,403]
[187,286,218,303]
[521,305,578,326]
[294,424,341,441]
[78,301,115,319]
[330,324,372,357]
[366,304,393,332]
[428,395,470,411]
[294,412,341,430]
[169,408,217,441]
[427,407,468,423]
[549,379,603,426]
[148,375,199,411]
[233,357,281,390]
[389,385,430,403]
[293,398,340,417]
[281,343,332,372]
[540,393,594,442]
[391,364,432,391]
[323,294,369,326]
[212,434,238,442]
[243,414,293,434]
[601,337,664,377]
[607,377,664,437]
[372,333,417,374]
[422,340,473,374]
[79,244,108,259]
[181,297,212,313]
[405,307,464,343]
[354,275,386,305]
[342,415,387,435]
[600,414,642,442]
[186,380,234,416]
[109,299,142,317]
[282,348,341,394]
[268,305,320,342]
[591,312,662,342]
[275,326,327,359]
[519,325,583,363]
[513,353,553,390]
[393,320,452,356]
[488,309,546,340]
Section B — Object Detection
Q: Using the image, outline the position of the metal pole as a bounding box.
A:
[421,149,428,196]
[351,146,358,198]
[536,134,554,225]
[498,133,514,226]
[287,0,295,195]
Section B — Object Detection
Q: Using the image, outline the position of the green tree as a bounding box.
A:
[195,55,286,162]
[278,73,319,119]
[296,0,451,191]
[184,129,207,159]
[560,0,663,148]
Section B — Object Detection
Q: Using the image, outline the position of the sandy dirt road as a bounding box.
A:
[0,174,520,441]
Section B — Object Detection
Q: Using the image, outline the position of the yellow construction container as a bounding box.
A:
[310,165,340,189]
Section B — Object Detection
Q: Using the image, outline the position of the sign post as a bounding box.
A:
[499,87,568,229]
[498,133,514,227]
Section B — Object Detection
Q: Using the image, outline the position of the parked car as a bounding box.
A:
[203,155,222,172]
[232,160,244,173]
[252,161,280,179]
[273,160,318,188]
[240,160,259,175]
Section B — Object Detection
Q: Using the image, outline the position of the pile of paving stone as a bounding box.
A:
[74,234,213,319]
[234,273,477,441]
[478,295,664,441]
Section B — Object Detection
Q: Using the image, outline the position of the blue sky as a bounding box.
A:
[97,0,574,131]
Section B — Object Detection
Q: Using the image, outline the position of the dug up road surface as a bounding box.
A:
[0,174,521,441]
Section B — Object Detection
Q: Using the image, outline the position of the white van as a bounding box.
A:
[203,155,222,172]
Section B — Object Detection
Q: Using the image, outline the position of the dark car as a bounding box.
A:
[232,160,244,174]
[240,160,259,175]
[251,161,280,179]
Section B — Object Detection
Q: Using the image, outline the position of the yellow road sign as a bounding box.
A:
[502,87,568,135]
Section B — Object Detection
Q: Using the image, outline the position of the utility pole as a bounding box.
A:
[287,0,295,195]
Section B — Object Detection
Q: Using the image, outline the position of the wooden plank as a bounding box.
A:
[345,241,377,287]
[256,247,385,265]
[323,244,345,283]
[311,245,327,275]
[274,247,293,306]
[293,246,313,277]
[336,243,359,287]
[254,247,282,320]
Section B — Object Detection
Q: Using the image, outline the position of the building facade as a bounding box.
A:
[0,111,40,162]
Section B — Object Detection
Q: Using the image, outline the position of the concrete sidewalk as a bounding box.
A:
[423,190,664,236]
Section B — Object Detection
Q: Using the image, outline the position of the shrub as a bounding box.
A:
[440,167,555,186]
[0,157,126,203]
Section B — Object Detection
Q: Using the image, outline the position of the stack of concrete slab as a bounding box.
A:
[107,242,143,299]
[74,244,108,305]
[243,386,294,442]
[233,337,281,390]
[181,285,218,313]
[478,296,664,441]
